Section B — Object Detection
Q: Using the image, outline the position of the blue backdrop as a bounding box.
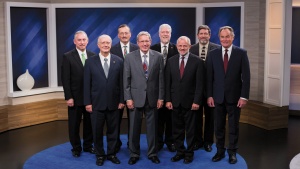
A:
[10,7,49,91]
[56,7,196,86]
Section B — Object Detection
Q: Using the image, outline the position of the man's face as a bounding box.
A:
[219,28,234,48]
[176,39,190,56]
[137,35,151,54]
[118,26,131,44]
[159,27,171,44]
[74,33,88,51]
[98,36,111,55]
[197,29,210,45]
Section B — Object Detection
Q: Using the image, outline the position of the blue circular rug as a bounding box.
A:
[24,134,247,169]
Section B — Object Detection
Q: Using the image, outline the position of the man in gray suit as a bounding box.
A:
[123,31,164,165]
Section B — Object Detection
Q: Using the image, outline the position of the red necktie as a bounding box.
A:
[224,49,228,73]
[180,56,185,78]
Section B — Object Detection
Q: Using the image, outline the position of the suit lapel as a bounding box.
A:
[133,51,145,76]
[93,55,106,78]
[108,55,117,79]
[147,50,155,77]
[73,50,84,68]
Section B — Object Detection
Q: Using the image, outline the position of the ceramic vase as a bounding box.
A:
[17,69,35,91]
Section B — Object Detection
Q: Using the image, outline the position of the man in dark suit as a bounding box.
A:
[61,30,96,157]
[110,24,139,152]
[165,36,204,164]
[84,34,124,166]
[150,24,178,152]
[124,31,164,165]
[206,26,250,164]
[190,25,220,152]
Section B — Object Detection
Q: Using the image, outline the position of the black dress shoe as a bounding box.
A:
[192,143,203,151]
[204,144,212,152]
[167,144,176,152]
[229,153,237,164]
[72,150,81,157]
[96,156,105,166]
[171,154,185,162]
[148,156,160,164]
[128,157,139,165]
[83,147,96,154]
[212,152,225,162]
[107,155,121,164]
[183,156,193,164]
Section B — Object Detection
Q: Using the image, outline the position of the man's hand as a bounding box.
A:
[166,102,173,110]
[191,103,199,110]
[237,99,247,108]
[118,103,125,109]
[126,100,134,109]
[207,97,215,107]
[66,99,74,107]
[157,100,164,109]
[85,105,92,113]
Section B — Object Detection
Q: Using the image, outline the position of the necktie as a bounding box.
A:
[200,46,206,60]
[104,58,109,78]
[224,49,228,73]
[81,53,86,65]
[124,46,128,57]
[143,55,148,79]
[163,45,168,66]
[180,56,185,78]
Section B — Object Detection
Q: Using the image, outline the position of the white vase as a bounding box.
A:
[17,69,35,91]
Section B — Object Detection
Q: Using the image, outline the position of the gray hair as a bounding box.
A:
[74,30,88,40]
[97,34,112,44]
[218,26,235,37]
[136,31,152,42]
[159,24,172,33]
[176,36,191,45]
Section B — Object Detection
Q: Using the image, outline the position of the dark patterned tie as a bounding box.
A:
[124,46,128,56]
[200,46,206,61]
[143,55,148,79]
[224,49,228,73]
[163,45,167,66]
[180,56,185,78]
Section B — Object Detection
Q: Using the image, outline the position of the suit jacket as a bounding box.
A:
[190,42,220,57]
[150,42,178,63]
[123,49,165,108]
[206,45,250,104]
[83,54,124,111]
[165,53,204,109]
[61,49,96,106]
[111,42,139,60]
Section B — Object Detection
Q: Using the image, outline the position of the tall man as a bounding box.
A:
[190,25,220,152]
[150,23,178,152]
[124,31,164,165]
[84,35,124,166]
[111,24,139,152]
[165,36,204,164]
[61,30,96,157]
[206,26,250,164]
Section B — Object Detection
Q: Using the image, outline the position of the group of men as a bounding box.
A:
[61,23,250,167]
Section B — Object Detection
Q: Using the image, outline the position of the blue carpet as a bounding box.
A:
[23,134,247,169]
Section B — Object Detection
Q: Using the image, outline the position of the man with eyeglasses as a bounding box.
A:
[123,31,164,165]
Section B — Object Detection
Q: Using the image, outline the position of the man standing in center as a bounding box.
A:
[124,31,165,165]
[111,24,139,152]
[150,23,178,152]
[165,36,204,164]
[190,25,220,152]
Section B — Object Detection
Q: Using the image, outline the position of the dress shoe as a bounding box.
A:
[204,144,212,152]
[148,156,160,164]
[192,143,203,151]
[212,152,225,162]
[83,147,96,154]
[183,156,193,164]
[167,144,176,152]
[229,153,238,164]
[96,156,105,166]
[128,157,139,165]
[171,154,185,162]
[72,150,81,157]
[107,155,121,164]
